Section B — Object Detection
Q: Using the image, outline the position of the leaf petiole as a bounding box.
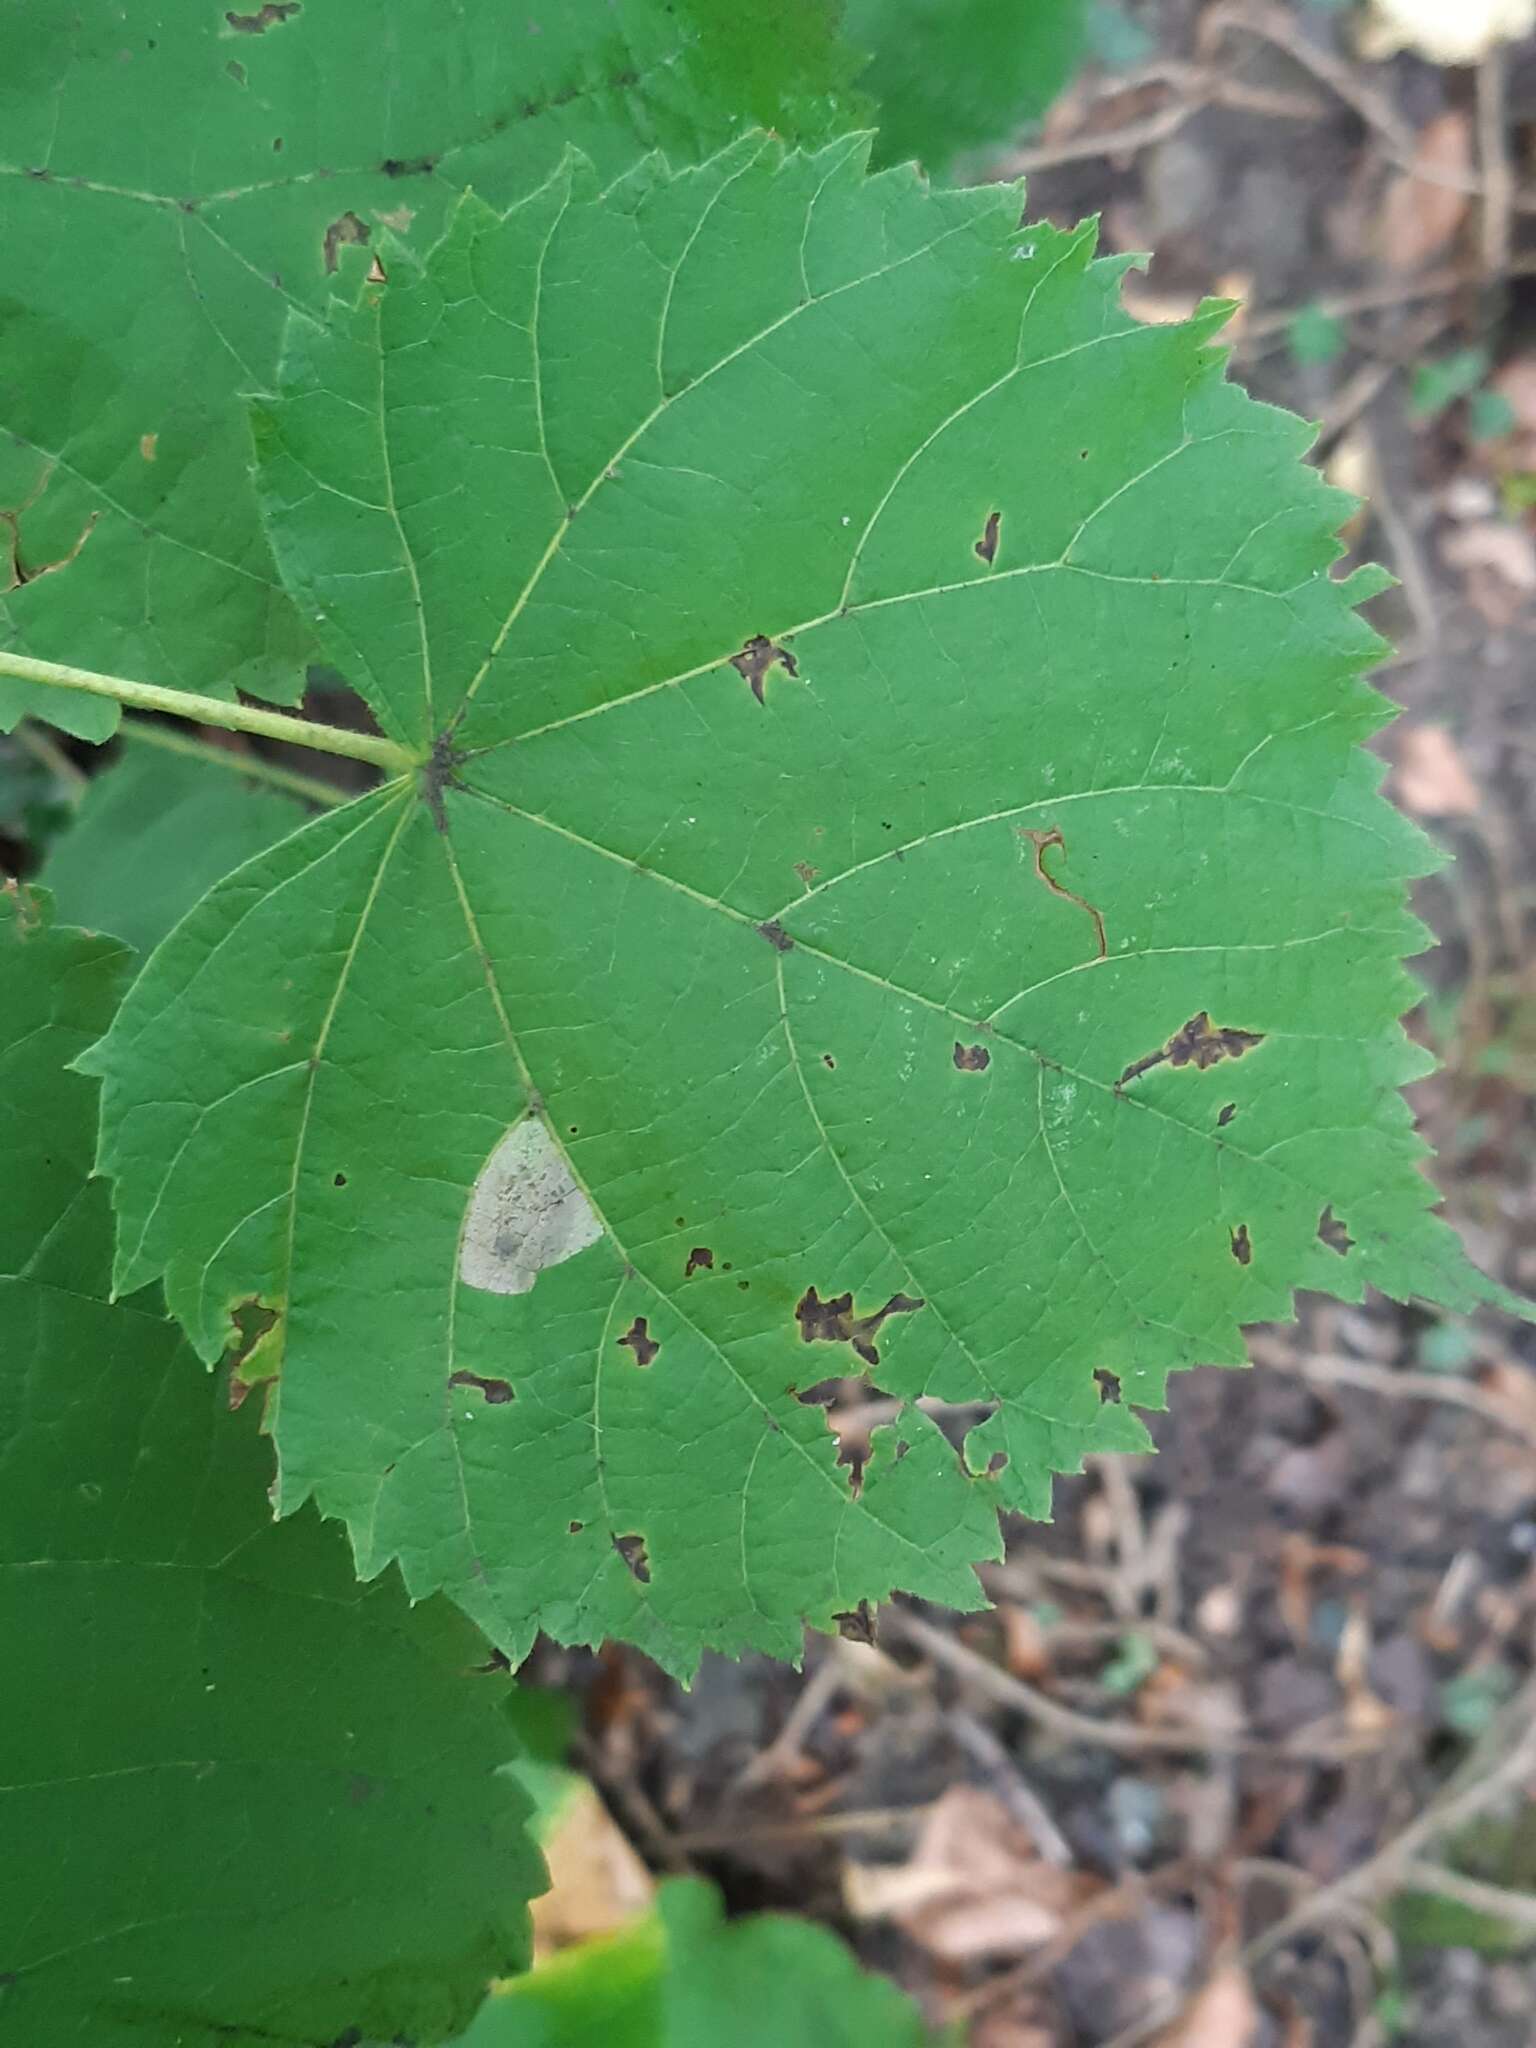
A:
[0,651,416,774]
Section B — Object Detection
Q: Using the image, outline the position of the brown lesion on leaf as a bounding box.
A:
[613,1533,651,1584]
[1318,1205,1355,1256]
[322,210,370,274]
[794,1285,924,1369]
[684,1246,714,1276]
[1094,1368,1121,1405]
[953,1041,991,1072]
[1230,1223,1252,1265]
[617,1315,659,1367]
[758,918,794,952]
[381,155,437,178]
[449,1369,515,1405]
[1020,827,1108,960]
[225,1,300,31]
[794,860,819,887]
[730,632,799,704]
[1217,1102,1237,1128]
[2,465,99,595]
[835,1601,878,1645]
[974,510,1001,566]
[1118,1012,1266,1088]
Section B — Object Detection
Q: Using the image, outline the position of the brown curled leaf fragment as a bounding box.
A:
[794,1284,924,1368]
[1230,1223,1252,1266]
[1119,1011,1266,1087]
[617,1315,659,1367]
[974,510,1000,565]
[1318,1205,1355,1256]
[730,632,799,704]
[953,1041,991,1071]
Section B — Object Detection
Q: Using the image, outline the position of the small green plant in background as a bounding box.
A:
[2,0,1530,2040]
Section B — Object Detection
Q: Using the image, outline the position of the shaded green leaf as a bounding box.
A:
[41,739,312,954]
[846,0,1084,171]
[0,0,857,739]
[0,887,543,2045]
[84,137,1525,1678]
[459,1880,931,2047]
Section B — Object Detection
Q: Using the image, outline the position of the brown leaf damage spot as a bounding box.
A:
[1217,1102,1237,1128]
[974,510,1001,566]
[1230,1224,1252,1266]
[617,1315,659,1367]
[449,1369,515,1405]
[1118,1011,1266,1088]
[2,466,98,594]
[794,1285,924,1368]
[730,632,798,704]
[1021,827,1107,959]
[684,1246,714,1276]
[225,1,300,30]
[613,1533,651,1584]
[835,1601,878,1645]
[953,1041,991,1072]
[758,918,794,952]
[322,210,370,274]
[1318,1205,1355,1256]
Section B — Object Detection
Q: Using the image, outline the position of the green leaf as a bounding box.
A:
[41,739,312,954]
[0,886,544,2045]
[845,0,1084,171]
[0,0,857,740]
[83,137,1525,1677]
[1287,304,1346,369]
[1409,347,1490,422]
[459,1879,932,2047]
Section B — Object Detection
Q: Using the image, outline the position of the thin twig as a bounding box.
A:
[947,1708,1075,1865]
[1399,1859,1536,1936]
[12,718,87,800]
[888,1608,1386,1762]
[1260,1344,1536,1453]
[1477,44,1514,279]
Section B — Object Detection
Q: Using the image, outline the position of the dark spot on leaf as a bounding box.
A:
[614,1533,650,1584]
[794,860,818,886]
[617,1315,659,1367]
[332,1171,347,1187]
[974,510,1000,565]
[822,1052,836,1069]
[685,1246,714,1276]
[674,1216,685,1228]
[794,1285,924,1369]
[1095,1369,1121,1404]
[272,135,283,151]
[25,167,50,182]
[758,919,794,952]
[226,59,246,81]
[449,1370,514,1405]
[835,1601,877,1645]
[1119,1011,1266,1087]
[421,729,466,831]
[1230,1223,1252,1265]
[1021,826,1107,958]
[1318,1205,1355,1255]
[737,1278,750,1291]
[953,1041,991,1072]
[322,210,369,274]
[1217,1102,1237,1128]
[986,1450,1009,1476]
[568,1520,583,1535]
[730,632,798,704]
[471,1647,512,1674]
[225,1,300,31]
[381,154,437,177]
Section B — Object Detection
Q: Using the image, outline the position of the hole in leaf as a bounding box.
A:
[1318,1205,1355,1255]
[794,1285,924,1369]
[1095,1369,1122,1405]
[617,1315,659,1368]
[1230,1223,1252,1265]
[953,1041,991,1071]
[613,1533,651,1584]
[224,1,300,31]
[322,210,369,274]
[1119,1011,1266,1088]
[1217,1102,1237,1128]
[730,632,799,703]
[974,510,1000,565]
[684,1246,714,1276]
[449,1370,515,1405]
[835,1601,877,1644]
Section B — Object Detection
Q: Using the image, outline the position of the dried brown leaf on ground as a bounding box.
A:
[1154,1963,1265,2048]
[529,1780,655,1958]
[843,1786,1097,1963]
[1378,111,1472,272]
[1392,721,1484,817]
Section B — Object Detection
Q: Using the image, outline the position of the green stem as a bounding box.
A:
[0,650,416,774]
[119,717,352,807]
